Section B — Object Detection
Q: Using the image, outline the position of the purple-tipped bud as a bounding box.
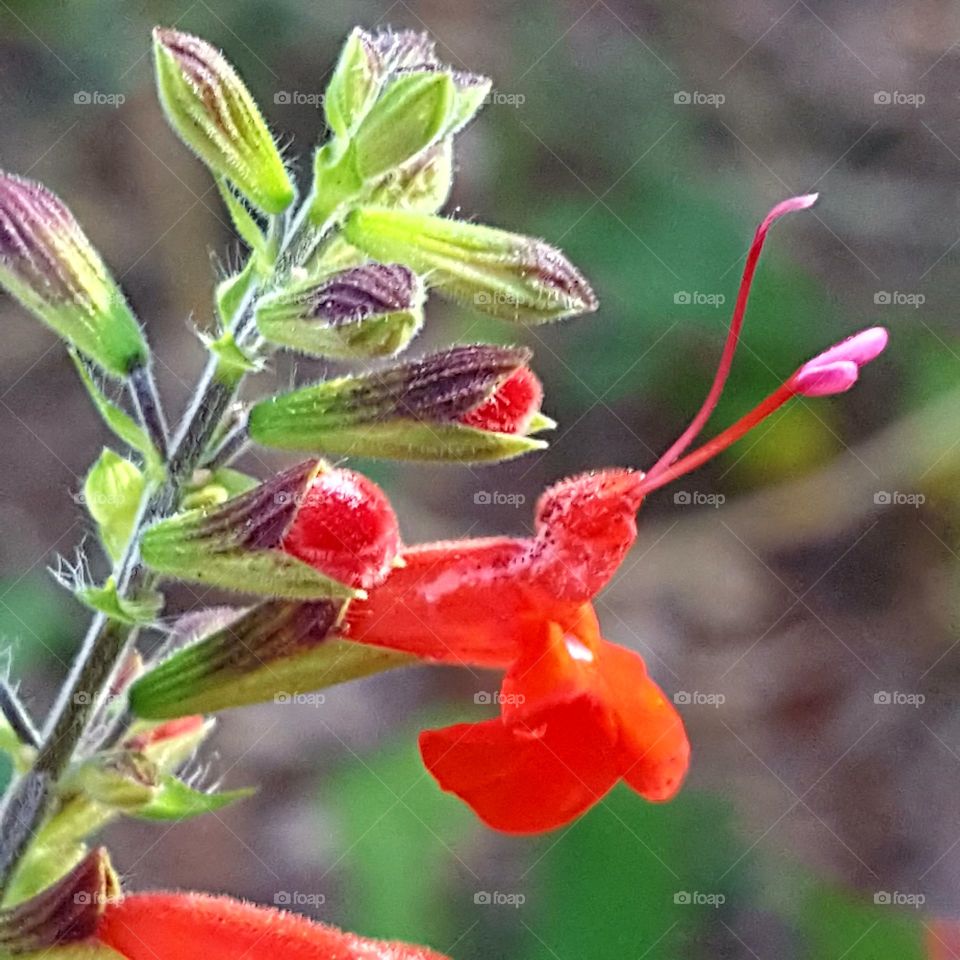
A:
[248,345,551,463]
[0,847,119,948]
[343,208,598,323]
[153,27,294,214]
[0,173,147,376]
[256,263,425,358]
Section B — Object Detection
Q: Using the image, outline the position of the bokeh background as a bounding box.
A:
[2,0,960,957]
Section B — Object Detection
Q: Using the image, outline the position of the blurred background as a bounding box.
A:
[1,0,960,957]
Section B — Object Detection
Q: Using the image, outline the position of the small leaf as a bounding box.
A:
[71,353,162,475]
[76,578,163,626]
[83,449,144,561]
[215,179,268,260]
[206,329,261,385]
[134,775,254,821]
[215,258,258,328]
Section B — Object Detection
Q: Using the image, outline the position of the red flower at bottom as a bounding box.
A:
[97,892,449,960]
[420,604,688,833]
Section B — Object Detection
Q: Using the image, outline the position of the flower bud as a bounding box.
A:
[309,72,455,225]
[323,27,384,138]
[129,600,411,719]
[0,174,148,377]
[248,344,549,462]
[140,461,362,601]
[366,139,453,213]
[152,27,294,214]
[67,752,159,811]
[280,467,400,589]
[0,848,119,952]
[343,208,597,323]
[255,262,425,359]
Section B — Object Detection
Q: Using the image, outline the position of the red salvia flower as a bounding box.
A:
[340,195,888,833]
[280,466,400,589]
[96,891,450,960]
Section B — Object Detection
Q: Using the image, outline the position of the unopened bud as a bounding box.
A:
[130,600,411,719]
[256,262,424,358]
[248,344,549,463]
[323,27,384,138]
[343,208,597,323]
[0,173,148,377]
[140,461,361,601]
[0,848,119,951]
[153,27,294,214]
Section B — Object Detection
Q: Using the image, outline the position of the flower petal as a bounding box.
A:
[342,538,550,667]
[598,643,690,801]
[98,892,449,960]
[419,698,620,834]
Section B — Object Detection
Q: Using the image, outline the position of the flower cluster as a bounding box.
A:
[0,20,889,960]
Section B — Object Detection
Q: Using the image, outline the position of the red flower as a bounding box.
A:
[342,194,888,834]
[96,891,450,960]
[281,466,400,589]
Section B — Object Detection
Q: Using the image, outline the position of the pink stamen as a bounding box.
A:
[636,325,888,498]
[646,193,818,480]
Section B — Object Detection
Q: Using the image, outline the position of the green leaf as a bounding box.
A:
[83,449,144,561]
[134,774,254,821]
[215,178,268,260]
[71,353,162,476]
[206,329,262,386]
[76,577,162,626]
[215,258,258,328]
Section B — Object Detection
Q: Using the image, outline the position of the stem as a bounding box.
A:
[2,274,267,895]
[127,365,169,459]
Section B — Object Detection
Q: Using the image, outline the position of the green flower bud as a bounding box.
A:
[130,600,411,719]
[323,27,384,138]
[366,139,453,213]
[308,72,455,225]
[256,262,424,359]
[248,344,550,463]
[0,174,148,377]
[152,27,294,214]
[83,450,144,562]
[140,460,360,601]
[65,752,159,811]
[0,848,119,952]
[343,207,598,323]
